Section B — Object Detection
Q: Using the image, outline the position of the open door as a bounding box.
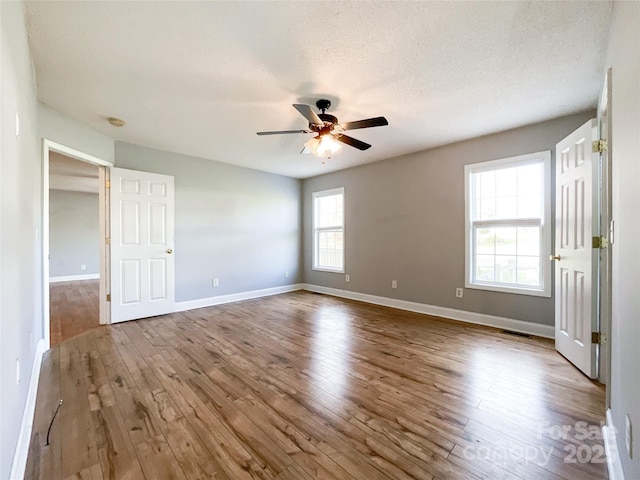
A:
[110,167,175,323]
[553,119,599,378]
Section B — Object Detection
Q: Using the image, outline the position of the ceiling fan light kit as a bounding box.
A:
[304,134,342,157]
[257,99,388,158]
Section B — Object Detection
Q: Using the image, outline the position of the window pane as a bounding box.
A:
[517,227,540,256]
[517,195,541,218]
[517,256,540,286]
[473,226,542,288]
[496,196,517,219]
[495,227,517,255]
[495,256,516,284]
[317,230,343,270]
[479,198,496,220]
[495,167,517,197]
[315,194,343,227]
[475,228,495,255]
[475,254,494,282]
[471,162,543,221]
[518,164,542,196]
[479,171,495,199]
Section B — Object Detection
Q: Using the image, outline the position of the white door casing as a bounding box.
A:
[554,119,599,378]
[42,140,113,349]
[110,167,175,323]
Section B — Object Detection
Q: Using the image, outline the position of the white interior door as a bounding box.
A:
[110,167,175,323]
[554,119,599,378]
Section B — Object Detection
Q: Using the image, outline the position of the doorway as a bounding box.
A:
[42,140,113,350]
[48,152,101,345]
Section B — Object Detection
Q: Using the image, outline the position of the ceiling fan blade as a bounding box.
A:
[292,104,324,126]
[340,116,388,131]
[256,129,312,136]
[334,134,371,151]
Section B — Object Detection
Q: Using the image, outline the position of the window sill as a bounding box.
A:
[465,282,551,298]
[313,267,345,274]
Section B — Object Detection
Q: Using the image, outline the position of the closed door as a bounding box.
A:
[554,119,599,378]
[110,167,175,323]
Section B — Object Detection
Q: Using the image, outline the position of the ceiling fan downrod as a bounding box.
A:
[316,99,331,114]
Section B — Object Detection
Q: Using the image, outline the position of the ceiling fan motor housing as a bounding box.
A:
[311,100,337,132]
[313,113,339,133]
[316,99,331,112]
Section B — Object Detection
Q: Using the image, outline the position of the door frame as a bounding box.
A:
[42,139,113,350]
[597,69,613,400]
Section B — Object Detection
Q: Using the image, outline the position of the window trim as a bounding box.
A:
[312,187,345,273]
[464,150,552,297]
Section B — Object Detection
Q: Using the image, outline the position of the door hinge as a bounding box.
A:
[592,139,608,153]
[592,236,609,249]
[592,332,607,345]
[106,237,111,245]
[106,293,111,302]
[105,180,111,188]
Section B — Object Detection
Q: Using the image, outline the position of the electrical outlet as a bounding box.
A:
[456,288,464,298]
[15,111,20,138]
[285,271,289,278]
[81,264,87,271]
[345,274,350,282]
[212,278,219,287]
[391,280,397,289]
[626,414,633,459]
[16,358,20,385]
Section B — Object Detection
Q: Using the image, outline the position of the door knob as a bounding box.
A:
[166,249,173,254]
[549,254,561,261]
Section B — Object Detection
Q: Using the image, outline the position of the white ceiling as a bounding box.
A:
[24,1,612,179]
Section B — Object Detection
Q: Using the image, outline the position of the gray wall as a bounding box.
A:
[606,2,640,477]
[49,190,100,277]
[38,103,115,164]
[303,111,594,326]
[115,142,301,302]
[0,2,43,478]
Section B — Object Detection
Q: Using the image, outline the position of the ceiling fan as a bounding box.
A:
[257,99,388,157]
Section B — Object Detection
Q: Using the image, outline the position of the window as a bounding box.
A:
[313,187,345,272]
[465,151,551,297]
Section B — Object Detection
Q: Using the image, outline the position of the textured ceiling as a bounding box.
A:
[24,1,612,179]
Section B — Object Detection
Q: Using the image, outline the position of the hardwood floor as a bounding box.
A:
[50,279,100,346]
[26,291,607,480]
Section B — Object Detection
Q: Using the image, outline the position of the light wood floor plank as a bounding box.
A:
[50,280,100,346]
[26,291,607,480]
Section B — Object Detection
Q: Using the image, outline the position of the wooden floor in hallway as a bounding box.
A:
[49,279,100,347]
[25,291,607,480]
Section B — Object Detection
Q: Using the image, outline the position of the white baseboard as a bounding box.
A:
[302,284,555,339]
[175,283,304,312]
[49,273,99,283]
[10,338,46,480]
[603,408,626,480]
